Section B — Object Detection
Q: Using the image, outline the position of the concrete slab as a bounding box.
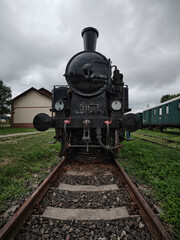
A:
[65,171,93,176]
[57,183,119,192]
[65,170,112,176]
[43,206,129,221]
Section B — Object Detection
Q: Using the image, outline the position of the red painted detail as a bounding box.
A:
[104,118,113,125]
[64,117,71,124]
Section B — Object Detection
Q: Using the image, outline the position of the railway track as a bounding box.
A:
[141,134,179,143]
[134,134,180,151]
[0,151,172,240]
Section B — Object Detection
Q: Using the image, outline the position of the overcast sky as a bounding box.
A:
[0,0,180,112]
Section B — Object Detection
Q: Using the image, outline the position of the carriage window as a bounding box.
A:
[159,107,162,115]
[144,112,146,120]
[178,102,180,112]
[153,109,156,116]
[166,105,169,114]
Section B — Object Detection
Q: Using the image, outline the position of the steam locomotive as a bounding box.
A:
[33,27,139,157]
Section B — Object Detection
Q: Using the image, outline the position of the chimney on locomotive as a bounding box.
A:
[81,27,99,51]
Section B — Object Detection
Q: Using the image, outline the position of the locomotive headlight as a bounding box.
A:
[111,100,122,111]
[55,100,64,111]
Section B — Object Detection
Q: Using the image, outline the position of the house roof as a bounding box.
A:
[12,87,52,101]
[38,88,52,98]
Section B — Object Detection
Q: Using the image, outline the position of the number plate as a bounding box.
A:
[80,104,98,112]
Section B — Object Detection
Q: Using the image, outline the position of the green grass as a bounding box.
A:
[0,127,38,135]
[0,131,60,213]
[165,129,180,134]
[154,128,180,135]
[118,131,180,238]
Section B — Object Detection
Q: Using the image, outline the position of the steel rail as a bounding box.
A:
[138,136,180,151]
[140,133,179,143]
[0,156,66,240]
[114,158,173,240]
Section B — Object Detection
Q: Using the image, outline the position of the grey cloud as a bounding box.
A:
[0,0,180,112]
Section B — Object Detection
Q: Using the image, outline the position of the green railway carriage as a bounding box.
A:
[142,96,180,130]
[136,112,143,128]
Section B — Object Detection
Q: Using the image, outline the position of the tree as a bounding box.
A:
[0,79,12,118]
[160,93,180,103]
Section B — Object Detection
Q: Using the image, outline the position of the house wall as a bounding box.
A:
[12,90,51,128]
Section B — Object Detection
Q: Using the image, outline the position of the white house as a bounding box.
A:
[11,87,52,128]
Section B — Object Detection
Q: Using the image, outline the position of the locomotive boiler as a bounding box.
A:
[33,27,139,157]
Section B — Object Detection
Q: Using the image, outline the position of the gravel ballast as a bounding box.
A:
[16,216,153,240]
[41,188,134,210]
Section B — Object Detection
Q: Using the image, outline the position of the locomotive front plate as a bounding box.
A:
[80,104,98,112]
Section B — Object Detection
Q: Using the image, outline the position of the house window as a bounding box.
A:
[159,107,162,115]
[153,109,156,116]
[166,105,169,114]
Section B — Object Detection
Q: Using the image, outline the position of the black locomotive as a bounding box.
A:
[33,27,139,157]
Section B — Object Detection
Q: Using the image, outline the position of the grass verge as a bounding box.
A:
[118,132,180,238]
[0,131,60,213]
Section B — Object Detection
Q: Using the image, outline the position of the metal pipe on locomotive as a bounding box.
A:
[33,27,140,157]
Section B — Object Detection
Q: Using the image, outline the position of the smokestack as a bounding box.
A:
[81,27,99,51]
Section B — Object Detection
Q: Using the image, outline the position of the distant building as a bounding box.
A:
[11,87,52,128]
